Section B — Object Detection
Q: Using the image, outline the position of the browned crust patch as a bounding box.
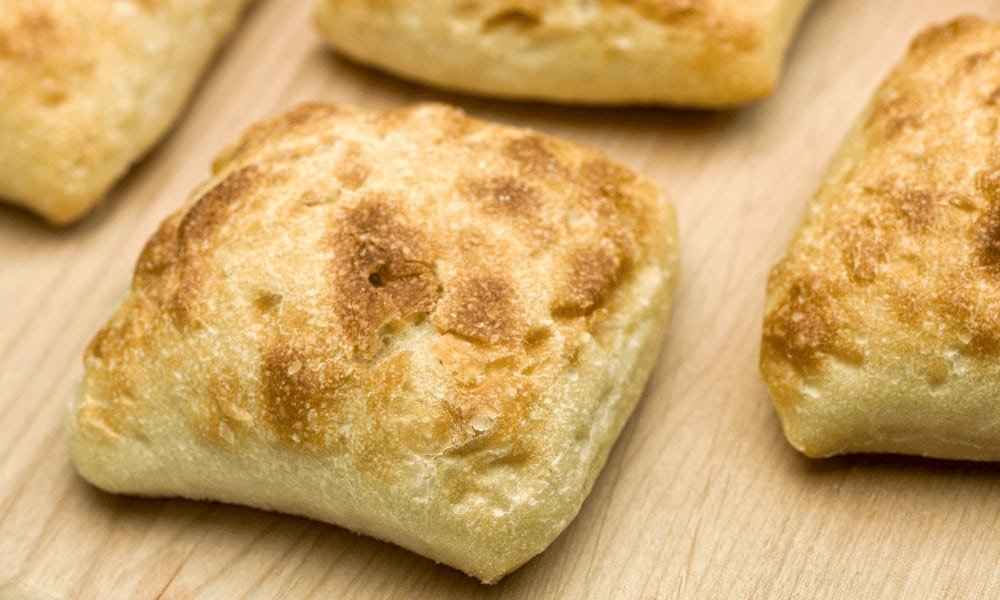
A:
[171,166,261,326]
[433,276,527,346]
[762,274,860,372]
[503,135,567,177]
[465,175,541,217]
[553,242,632,318]
[260,344,344,450]
[976,166,1000,271]
[329,197,441,358]
[908,16,987,57]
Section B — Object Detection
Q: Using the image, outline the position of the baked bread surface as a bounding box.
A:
[761,17,1000,460]
[0,0,248,224]
[67,102,679,582]
[314,0,811,107]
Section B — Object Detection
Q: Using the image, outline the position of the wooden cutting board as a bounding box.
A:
[3,1,1000,598]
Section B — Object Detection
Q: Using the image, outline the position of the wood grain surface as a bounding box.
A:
[2,2,1000,598]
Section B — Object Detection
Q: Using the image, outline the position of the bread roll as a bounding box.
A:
[0,0,248,225]
[761,17,1000,460]
[67,102,680,582]
[314,0,811,107]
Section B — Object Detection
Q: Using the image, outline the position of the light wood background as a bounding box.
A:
[3,1,1000,598]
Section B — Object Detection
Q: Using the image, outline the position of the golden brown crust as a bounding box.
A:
[0,0,248,224]
[329,198,442,357]
[314,0,811,107]
[68,102,679,582]
[761,16,1000,460]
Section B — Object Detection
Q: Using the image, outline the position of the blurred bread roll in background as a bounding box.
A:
[0,0,249,224]
[315,0,811,107]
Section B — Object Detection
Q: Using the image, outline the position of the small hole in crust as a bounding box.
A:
[367,261,397,288]
[482,9,541,32]
[525,327,552,348]
[40,86,68,107]
[254,291,283,312]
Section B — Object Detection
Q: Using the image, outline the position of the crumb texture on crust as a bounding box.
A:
[314,0,811,107]
[761,16,1000,460]
[0,0,248,224]
[69,102,679,582]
